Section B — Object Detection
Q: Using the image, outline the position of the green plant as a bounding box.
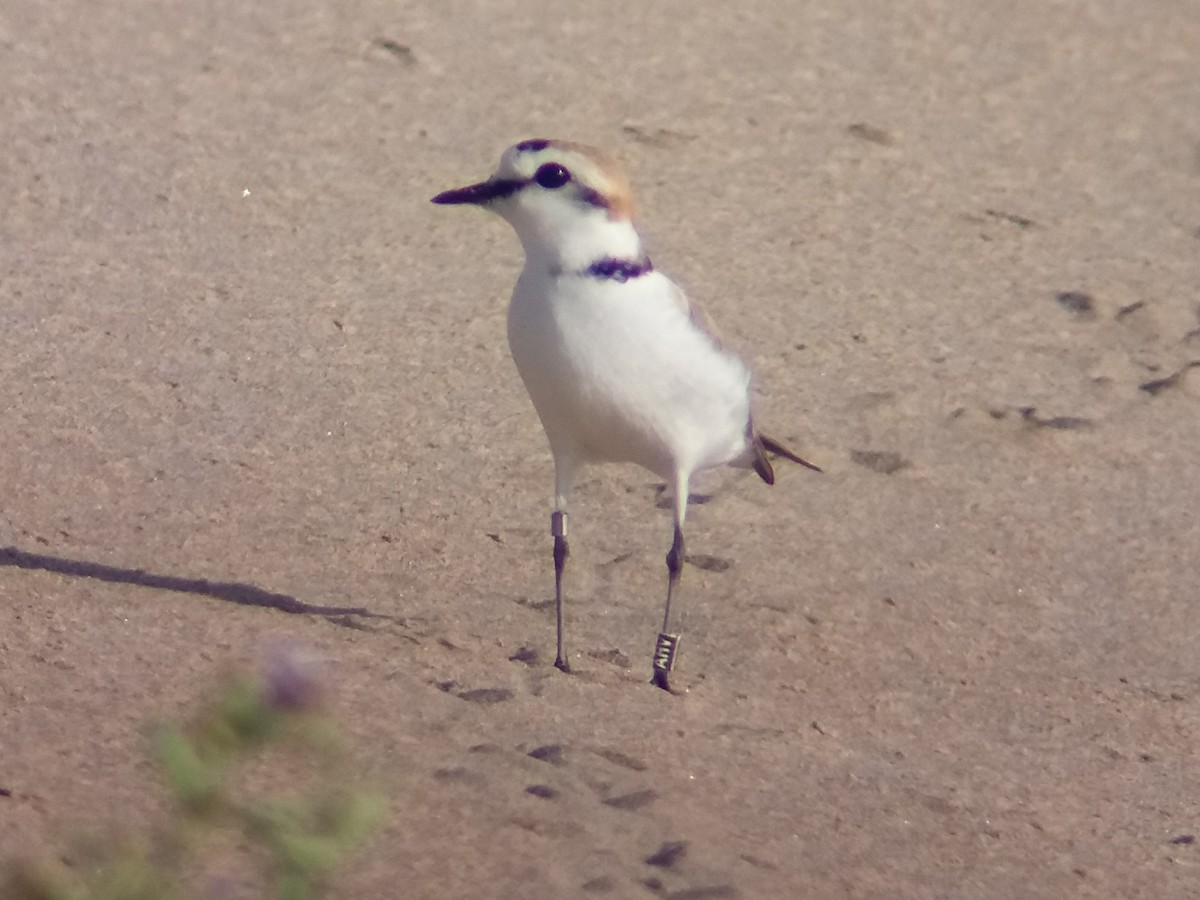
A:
[5,649,385,900]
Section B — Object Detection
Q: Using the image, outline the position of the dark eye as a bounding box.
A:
[533,163,571,189]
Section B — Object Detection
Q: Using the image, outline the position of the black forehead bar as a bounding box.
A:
[515,139,551,153]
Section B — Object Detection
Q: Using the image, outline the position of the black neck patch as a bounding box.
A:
[582,257,654,282]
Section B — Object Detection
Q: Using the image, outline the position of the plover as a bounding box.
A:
[432,138,819,691]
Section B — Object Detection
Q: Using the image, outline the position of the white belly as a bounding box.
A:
[507,269,753,480]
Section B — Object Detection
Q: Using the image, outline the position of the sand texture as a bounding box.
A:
[3,0,1199,896]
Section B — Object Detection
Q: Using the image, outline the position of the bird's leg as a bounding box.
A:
[548,457,577,674]
[651,523,685,690]
[551,509,570,672]
[652,475,688,691]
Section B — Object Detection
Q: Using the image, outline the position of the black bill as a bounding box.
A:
[430,178,524,206]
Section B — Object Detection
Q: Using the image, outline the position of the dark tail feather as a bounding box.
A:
[754,433,822,484]
[751,441,776,485]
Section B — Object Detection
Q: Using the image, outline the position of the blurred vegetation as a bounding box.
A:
[4,649,385,900]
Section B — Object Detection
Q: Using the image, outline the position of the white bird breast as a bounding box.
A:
[506,268,753,480]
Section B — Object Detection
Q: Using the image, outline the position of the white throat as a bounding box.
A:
[504,205,645,274]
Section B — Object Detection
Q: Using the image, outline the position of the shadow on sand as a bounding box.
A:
[0,545,390,622]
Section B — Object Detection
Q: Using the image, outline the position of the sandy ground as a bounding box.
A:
[3,0,1200,896]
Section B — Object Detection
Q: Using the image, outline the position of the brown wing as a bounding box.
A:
[669,284,821,482]
[665,280,729,352]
